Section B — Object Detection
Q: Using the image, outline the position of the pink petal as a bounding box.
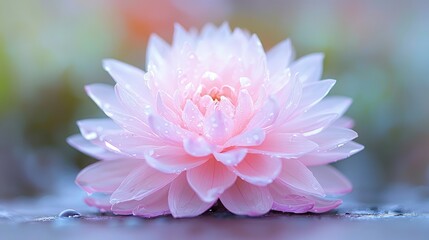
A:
[294,79,336,113]
[308,197,342,213]
[168,174,215,218]
[218,96,235,119]
[76,159,142,194]
[114,84,153,123]
[332,116,355,129]
[173,23,194,48]
[156,93,182,125]
[77,118,121,143]
[269,181,314,213]
[234,89,254,134]
[203,110,230,144]
[279,113,338,136]
[246,97,279,130]
[299,141,364,166]
[85,84,148,135]
[67,134,122,161]
[223,128,265,148]
[146,34,170,69]
[102,59,152,104]
[187,158,236,202]
[183,136,213,157]
[220,178,273,216]
[110,164,178,204]
[309,165,352,195]
[111,199,140,215]
[85,195,112,212]
[99,131,163,156]
[266,39,294,78]
[289,53,324,83]
[277,159,325,196]
[148,114,193,145]
[182,100,204,134]
[213,148,248,166]
[248,133,318,158]
[231,154,281,186]
[133,184,170,217]
[144,146,209,173]
[274,73,302,122]
[308,127,358,151]
[308,96,352,118]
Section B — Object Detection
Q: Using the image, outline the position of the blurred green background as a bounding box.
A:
[0,0,428,203]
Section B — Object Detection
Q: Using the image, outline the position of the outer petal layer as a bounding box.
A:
[220,179,273,216]
[187,158,236,202]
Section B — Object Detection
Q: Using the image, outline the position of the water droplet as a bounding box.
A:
[253,134,260,141]
[239,77,251,87]
[202,71,219,81]
[58,209,81,218]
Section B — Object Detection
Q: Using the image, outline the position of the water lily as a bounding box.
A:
[68,23,363,217]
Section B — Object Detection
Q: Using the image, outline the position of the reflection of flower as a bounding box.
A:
[68,23,363,217]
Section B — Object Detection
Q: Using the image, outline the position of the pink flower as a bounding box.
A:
[68,23,363,218]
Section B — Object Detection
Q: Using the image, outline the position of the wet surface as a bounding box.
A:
[1,204,429,240]
[1,186,429,240]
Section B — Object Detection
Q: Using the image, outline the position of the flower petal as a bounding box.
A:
[220,178,273,216]
[144,146,209,173]
[182,99,204,134]
[187,158,236,202]
[168,174,215,218]
[203,110,230,144]
[223,128,265,148]
[279,113,338,136]
[308,127,358,151]
[266,39,294,77]
[213,148,248,166]
[289,53,324,83]
[248,133,318,158]
[77,118,121,143]
[156,93,182,125]
[299,141,364,166]
[246,97,279,130]
[309,165,352,195]
[294,79,336,114]
[277,159,325,196]
[269,181,314,213]
[309,197,342,213]
[85,84,148,135]
[332,116,355,129]
[110,164,178,204]
[148,114,193,145]
[100,131,163,156]
[183,136,213,157]
[231,154,281,186]
[76,159,142,194]
[133,184,170,217]
[67,134,122,161]
[234,89,254,134]
[85,195,112,212]
[307,96,352,118]
[146,34,170,69]
[102,58,152,104]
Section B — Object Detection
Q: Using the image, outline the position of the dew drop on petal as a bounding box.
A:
[239,77,251,87]
[202,71,219,81]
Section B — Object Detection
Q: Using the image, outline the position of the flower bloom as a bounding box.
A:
[68,23,363,218]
